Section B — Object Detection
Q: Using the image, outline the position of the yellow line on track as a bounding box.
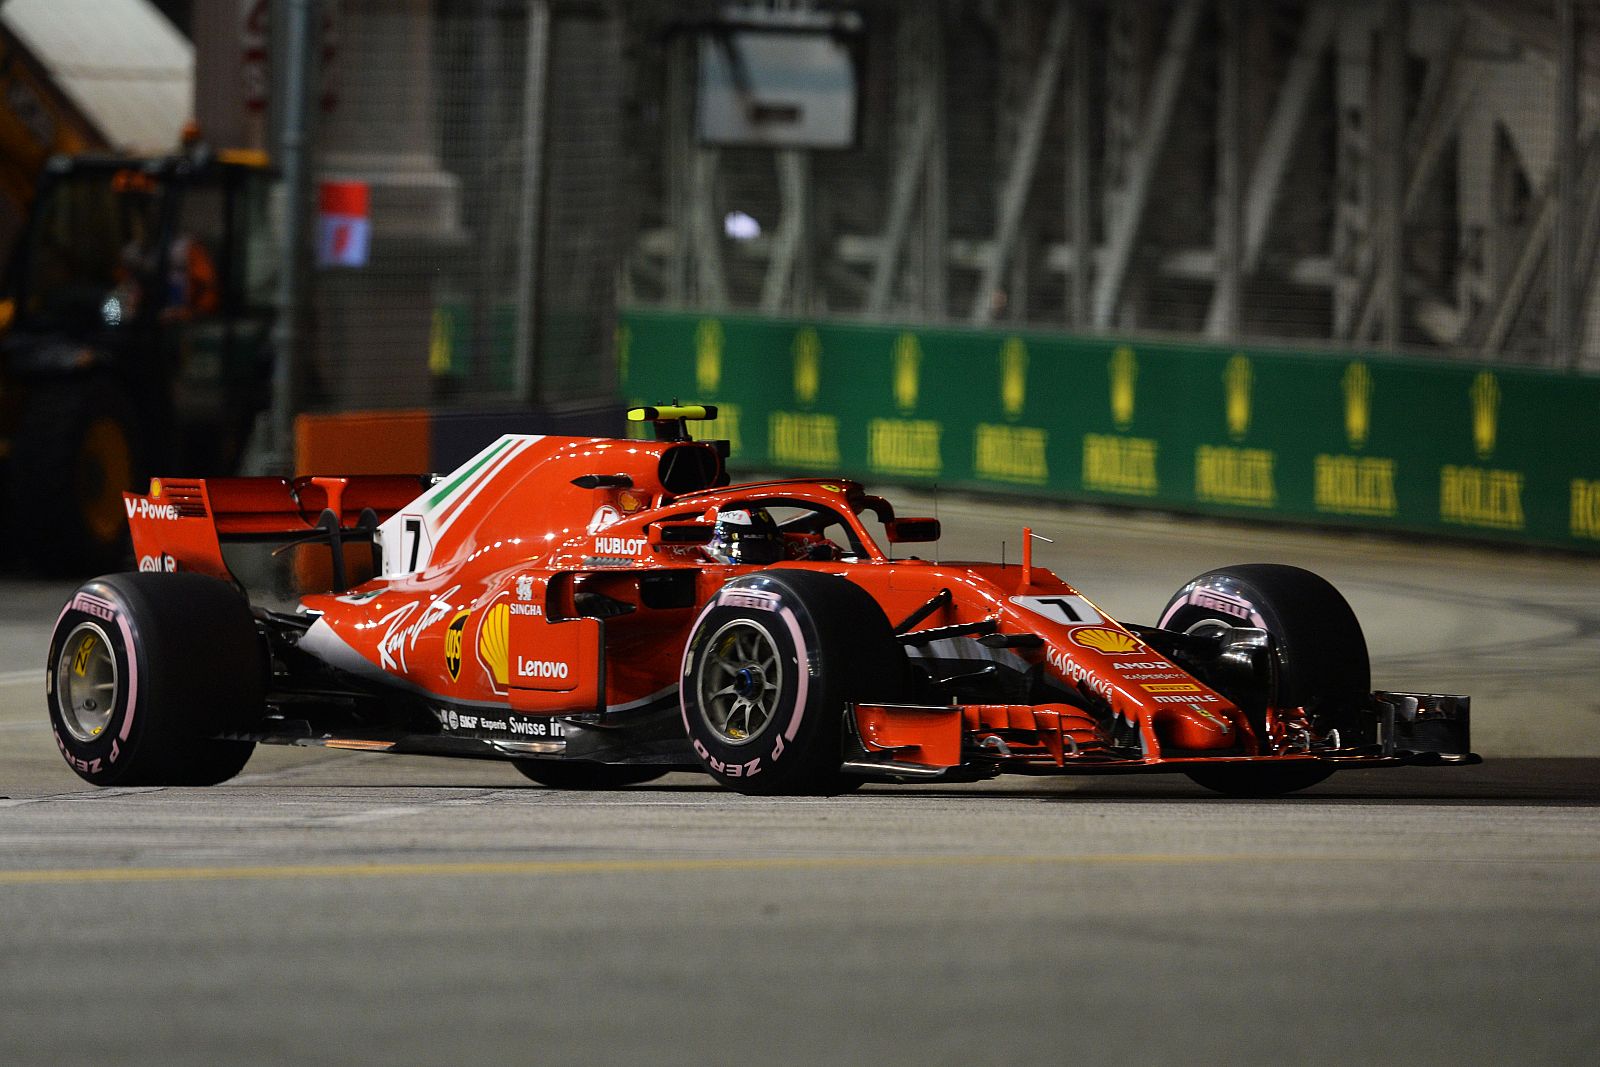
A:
[2,851,1594,886]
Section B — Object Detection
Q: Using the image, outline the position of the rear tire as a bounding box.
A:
[680,570,909,795]
[1159,563,1368,797]
[46,572,261,786]
[512,761,668,789]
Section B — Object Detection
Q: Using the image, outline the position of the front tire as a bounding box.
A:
[46,572,261,786]
[1159,563,1369,797]
[680,570,908,795]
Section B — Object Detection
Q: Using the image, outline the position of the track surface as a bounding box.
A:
[3,496,1598,1065]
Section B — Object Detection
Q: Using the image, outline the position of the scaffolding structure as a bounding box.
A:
[623,0,1600,373]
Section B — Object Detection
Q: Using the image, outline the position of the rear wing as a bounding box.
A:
[124,474,429,589]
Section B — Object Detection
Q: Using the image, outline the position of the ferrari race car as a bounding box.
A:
[46,405,1476,796]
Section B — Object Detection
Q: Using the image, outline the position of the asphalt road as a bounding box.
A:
[3,496,1598,1065]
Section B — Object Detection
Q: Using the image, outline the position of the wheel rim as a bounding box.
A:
[79,418,133,544]
[56,621,119,743]
[697,619,784,745]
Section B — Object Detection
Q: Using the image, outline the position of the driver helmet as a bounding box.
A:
[705,507,784,565]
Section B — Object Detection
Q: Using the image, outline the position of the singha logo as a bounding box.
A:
[1225,354,1253,441]
[1343,361,1372,450]
[1000,336,1027,419]
[1471,370,1499,459]
[893,332,921,413]
[1110,346,1137,430]
[792,328,820,406]
[695,318,723,396]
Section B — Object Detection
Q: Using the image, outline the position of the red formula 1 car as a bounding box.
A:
[45,406,1476,795]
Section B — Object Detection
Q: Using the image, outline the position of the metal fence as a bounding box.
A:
[620,0,1600,374]
[238,0,1600,420]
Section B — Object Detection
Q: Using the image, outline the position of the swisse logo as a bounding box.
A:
[517,657,569,680]
[1069,627,1143,654]
[594,537,646,556]
[125,498,179,521]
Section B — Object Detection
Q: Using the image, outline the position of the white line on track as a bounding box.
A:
[0,669,43,687]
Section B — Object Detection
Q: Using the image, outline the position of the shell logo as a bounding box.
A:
[1000,336,1027,418]
[476,600,511,688]
[1109,346,1137,430]
[892,332,921,413]
[1225,354,1253,440]
[1343,361,1372,450]
[793,327,821,406]
[1471,370,1499,459]
[695,318,723,396]
[1070,626,1143,654]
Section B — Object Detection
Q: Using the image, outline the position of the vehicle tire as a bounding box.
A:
[512,761,669,789]
[46,572,261,786]
[1158,563,1369,797]
[8,377,142,575]
[680,569,910,796]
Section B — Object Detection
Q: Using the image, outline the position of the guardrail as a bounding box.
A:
[620,308,1600,552]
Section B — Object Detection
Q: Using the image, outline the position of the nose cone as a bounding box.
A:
[1152,703,1236,751]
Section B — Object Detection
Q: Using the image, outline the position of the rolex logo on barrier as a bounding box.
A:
[1000,336,1027,419]
[1225,354,1253,441]
[893,332,922,413]
[792,327,820,406]
[1110,345,1137,430]
[1343,361,1372,450]
[695,318,723,396]
[1471,371,1499,459]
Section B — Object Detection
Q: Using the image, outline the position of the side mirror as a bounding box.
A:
[884,517,940,544]
[649,520,715,546]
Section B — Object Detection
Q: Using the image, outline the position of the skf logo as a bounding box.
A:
[1343,362,1372,450]
[444,610,469,681]
[695,318,723,396]
[1471,370,1499,459]
[1225,354,1253,440]
[1000,336,1027,419]
[893,332,921,413]
[1110,346,1137,430]
[477,601,510,688]
[1069,627,1143,654]
[793,327,820,406]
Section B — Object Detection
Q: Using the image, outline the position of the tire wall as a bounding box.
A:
[619,309,1600,553]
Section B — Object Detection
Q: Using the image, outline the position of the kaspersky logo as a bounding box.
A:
[1110,345,1136,430]
[893,332,921,413]
[792,327,820,406]
[695,318,723,396]
[1225,354,1253,440]
[1000,336,1027,419]
[1343,361,1372,450]
[1471,370,1499,459]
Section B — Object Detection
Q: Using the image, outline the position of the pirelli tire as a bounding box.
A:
[681,569,909,796]
[1159,563,1370,797]
[512,760,669,789]
[46,572,262,786]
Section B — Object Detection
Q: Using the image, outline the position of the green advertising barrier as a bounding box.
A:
[618,308,1600,552]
